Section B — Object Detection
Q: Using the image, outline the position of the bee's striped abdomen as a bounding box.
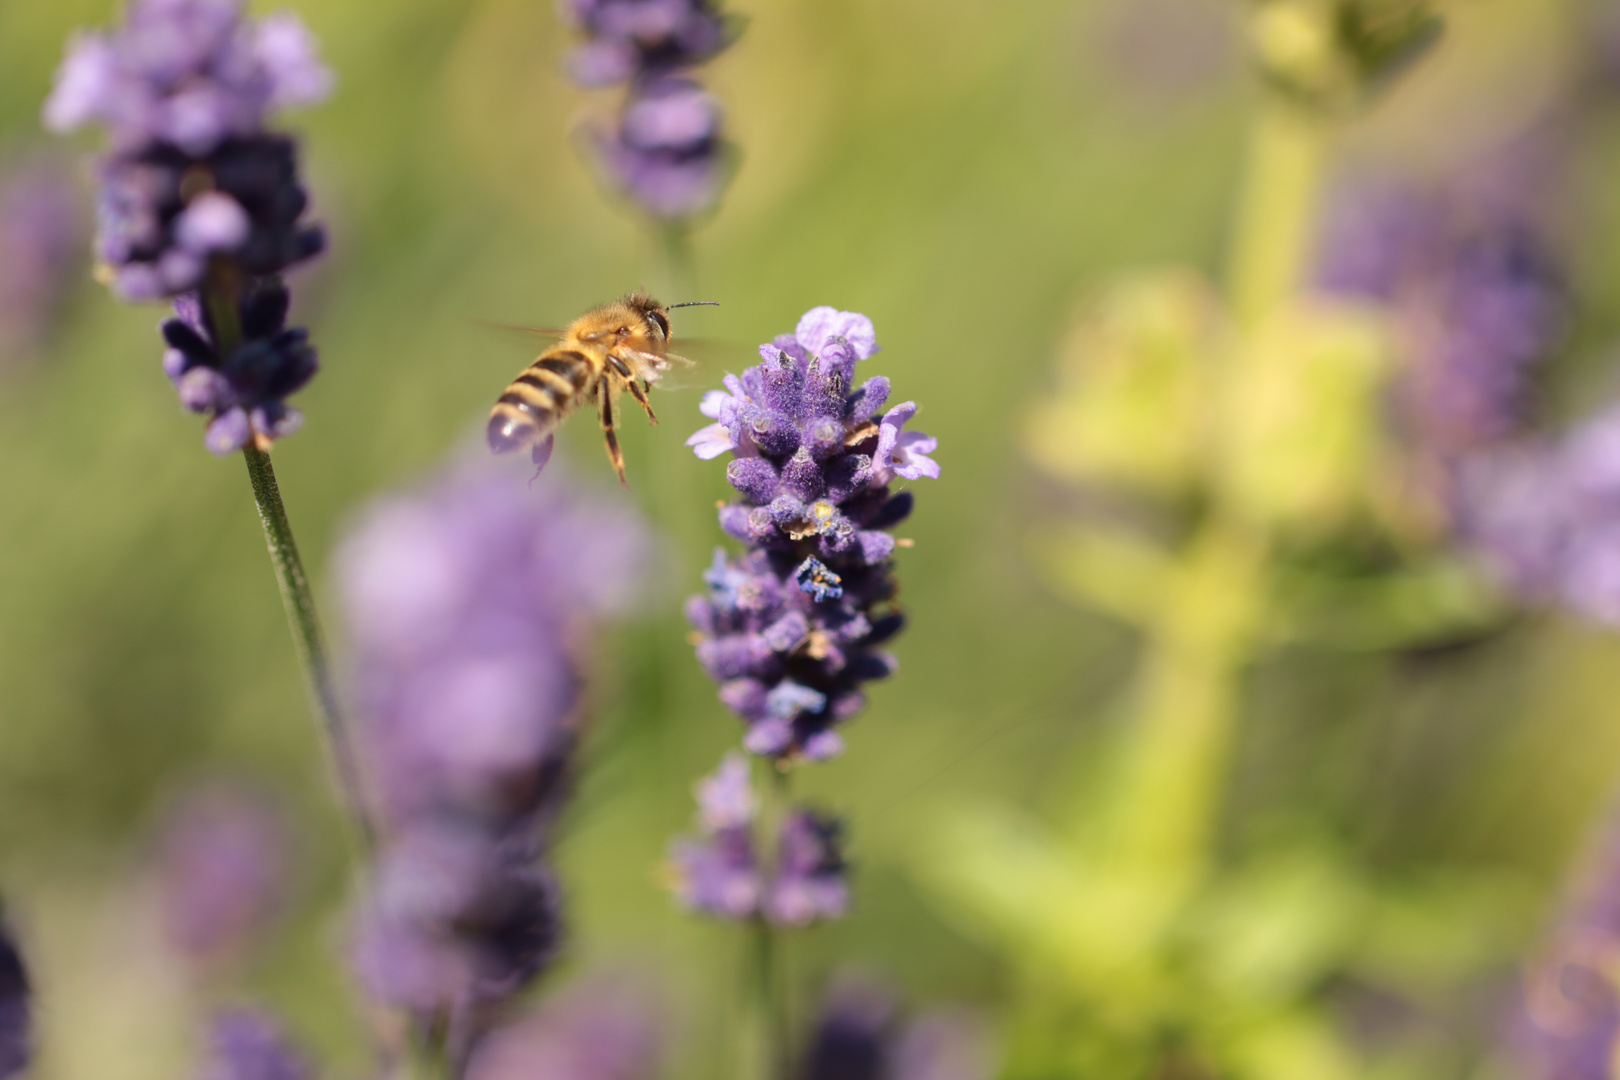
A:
[487,349,596,454]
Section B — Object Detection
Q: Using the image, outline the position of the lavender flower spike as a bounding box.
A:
[45,0,330,301]
[669,753,850,927]
[197,1010,311,1080]
[339,459,648,1027]
[685,307,935,761]
[562,0,735,89]
[0,921,29,1080]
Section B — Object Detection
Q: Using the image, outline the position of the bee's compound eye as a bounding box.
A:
[487,410,532,454]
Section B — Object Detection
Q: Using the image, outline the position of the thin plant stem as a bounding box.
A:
[204,270,377,853]
[658,223,699,301]
[737,763,793,1080]
[1113,80,1329,889]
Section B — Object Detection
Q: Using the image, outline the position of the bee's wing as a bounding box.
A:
[647,339,753,391]
[470,317,569,339]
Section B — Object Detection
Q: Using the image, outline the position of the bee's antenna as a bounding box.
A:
[667,300,721,309]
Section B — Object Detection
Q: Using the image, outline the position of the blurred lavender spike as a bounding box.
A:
[338,457,649,1026]
[465,970,663,1080]
[0,921,30,1080]
[45,0,332,453]
[151,779,293,968]
[669,753,850,927]
[561,0,736,89]
[588,77,731,222]
[684,307,934,762]
[197,1010,312,1080]
[1457,403,1620,630]
[0,154,87,364]
[802,975,994,1080]
[1316,161,1568,465]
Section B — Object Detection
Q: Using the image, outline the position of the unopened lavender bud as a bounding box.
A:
[0,922,29,1080]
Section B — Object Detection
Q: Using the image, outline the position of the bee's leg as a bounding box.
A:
[624,374,658,425]
[599,380,627,487]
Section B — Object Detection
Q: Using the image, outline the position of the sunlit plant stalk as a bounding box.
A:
[199,269,375,851]
[1111,27,1332,889]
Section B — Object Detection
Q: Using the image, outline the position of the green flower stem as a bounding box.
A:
[1114,516,1267,889]
[658,223,699,301]
[1114,82,1329,888]
[739,765,793,1080]
[204,270,377,853]
[1226,93,1329,333]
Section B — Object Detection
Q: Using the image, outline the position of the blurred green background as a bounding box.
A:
[2,0,1619,1077]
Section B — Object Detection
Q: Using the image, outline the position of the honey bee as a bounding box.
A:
[486,294,715,484]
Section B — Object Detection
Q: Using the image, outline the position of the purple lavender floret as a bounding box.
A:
[44,0,330,155]
[338,459,648,1022]
[160,277,316,454]
[763,809,849,927]
[1513,805,1620,1079]
[467,971,662,1080]
[0,154,87,362]
[1316,177,1567,460]
[669,753,849,927]
[92,135,324,302]
[802,977,994,1080]
[197,1010,311,1080]
[561,0,734,88]
[0,922,29,1080]
[589,77,730,221]
[351,824,561,1015]
[1456,403,1620,629]
[152,780,292,966]
[45,0,330,302]
[684,307,935,761]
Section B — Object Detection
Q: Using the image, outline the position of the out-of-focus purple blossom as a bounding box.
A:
[197,1010,310,1080]
[0,922,29,1080]
[152,780,292,967]
[92,135,324,302]
[561,0,733,89]
[351,824,561,1015]
[337,460,648,829]
[0,154,87,362]
[44,0,331,156]
[339,458,648,1025]
[466,970,662,1080]
[160,277,316,454]
[684,307,931,762]
[764,810,848,927]
[802,977,995,1080]
[1457,403,1620,629]
[589,77,730,221]
[1515,804,1620,1079]
[45,0,328,302]
[669,754,849,927]
[1316,175,1567,461]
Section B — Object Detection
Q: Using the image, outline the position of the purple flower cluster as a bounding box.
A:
[670,754,848,926]
[45,0,330,453]
[337,459,648,1027]
[1316,176,1567,462]
[0,154,87,363]
[44,0,329,301]
[151,780,293,968]
[562,0,737,221]
[466,971,662,1080]
[672,307,936,926]
[1456,403,1620,629]
[160,278,317,454]
[196,1011,311,1080]
[0,922,29,1080]
[800,975,993,1080]
[1514,806,1620,1079]
[685,307,936,761]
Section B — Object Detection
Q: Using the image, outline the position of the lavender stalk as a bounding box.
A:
[671,307,938,1078]
[43,0,373,846]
